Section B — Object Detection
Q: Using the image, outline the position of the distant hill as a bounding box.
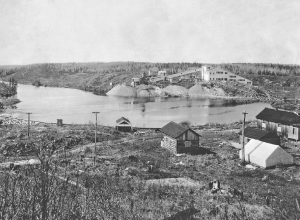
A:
[1,62,300,97]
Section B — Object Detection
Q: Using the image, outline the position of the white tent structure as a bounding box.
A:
[239,139,293,168]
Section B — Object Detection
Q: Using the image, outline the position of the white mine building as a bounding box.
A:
[201,66,252,85]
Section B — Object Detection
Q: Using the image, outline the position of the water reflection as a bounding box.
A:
[11,84,273,128]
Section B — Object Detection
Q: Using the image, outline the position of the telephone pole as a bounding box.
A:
[92,112,100,165]
[26,113,32,137]
[241,110,248,165]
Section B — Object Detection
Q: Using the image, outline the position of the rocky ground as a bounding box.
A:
[0,121,299,219]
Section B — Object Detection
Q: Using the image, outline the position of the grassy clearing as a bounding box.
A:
[1,122,300,219]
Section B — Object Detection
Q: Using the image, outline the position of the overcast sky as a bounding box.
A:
[0,0,300,65]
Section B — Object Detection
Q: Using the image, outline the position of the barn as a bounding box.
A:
[116,117,132,132]
[240,127,280,145]
[239,139,293,168]
[160,121,200,154]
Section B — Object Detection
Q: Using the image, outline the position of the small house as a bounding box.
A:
[131,77,141,87]
[160,121,200,154]
[116,117,132,132]
[239,139,293,168]
[256,108,300,141]
[240,127,280,145]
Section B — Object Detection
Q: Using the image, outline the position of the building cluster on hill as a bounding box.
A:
[130,65,252,87]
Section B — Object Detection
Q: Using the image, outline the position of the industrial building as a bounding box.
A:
[201,66,252,85]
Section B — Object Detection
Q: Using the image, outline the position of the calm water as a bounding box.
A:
[10,84,272,128]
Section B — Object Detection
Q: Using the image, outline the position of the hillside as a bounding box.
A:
[0,62,299,108]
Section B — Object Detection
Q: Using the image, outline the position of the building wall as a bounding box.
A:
[177,130,199,141]
[177,140,199,154]
[265,148,293,167]
[116,126,131,132]
[161,135,177,153]
[287,126,299,141]
[257,119,299,141]
[201,67,252,85]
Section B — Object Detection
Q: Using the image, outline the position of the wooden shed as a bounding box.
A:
[256,108,300,141]
[160,121,200,154]
[116,117,132,132]
[239,127,280,145]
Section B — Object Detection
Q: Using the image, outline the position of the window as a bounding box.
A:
[247,82,251,84]
[229,75,236,78]
[277,126,282,132]
[225,72,227,74]
[262,123,266,129]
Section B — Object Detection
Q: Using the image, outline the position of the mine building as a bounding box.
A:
[201,66,252,85]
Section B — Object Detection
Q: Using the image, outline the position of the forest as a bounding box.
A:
[1,62,300,78]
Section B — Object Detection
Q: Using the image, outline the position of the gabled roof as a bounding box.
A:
[240,127,273,139]
[160,121,201,139]
[116,117,131,124]
[161,121,188,138]
[256,108,300,125]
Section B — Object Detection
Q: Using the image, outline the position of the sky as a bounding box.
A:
[0,0,300,65]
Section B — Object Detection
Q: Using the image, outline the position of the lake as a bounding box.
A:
[10,84,271,128]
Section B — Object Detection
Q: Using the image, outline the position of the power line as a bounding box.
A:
[241,110,248,165]
[92,111,100,166]
[26,113,32,137]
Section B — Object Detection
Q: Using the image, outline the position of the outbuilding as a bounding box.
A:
[239,139,293,168]
[160,121,200,154]
[240,127,280,145]
[116,117,132,132]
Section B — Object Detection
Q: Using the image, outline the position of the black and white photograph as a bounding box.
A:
[0,0,300,219]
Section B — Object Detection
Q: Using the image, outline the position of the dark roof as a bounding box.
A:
[160,121,201,139]
[161,121,188,138]
[240,127,273,139]
[116,117,130,124]
[256,108,300,125]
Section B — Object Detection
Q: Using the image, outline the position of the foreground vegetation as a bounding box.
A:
[0,122,299,219]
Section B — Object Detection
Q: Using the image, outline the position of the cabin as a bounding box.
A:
[160,121,200,154]
[239,127,280,145]
[240,139,293,168]
[116,117,132,132]
[256,108,300,141]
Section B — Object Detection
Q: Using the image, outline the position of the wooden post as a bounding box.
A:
[241,111,248,165]
[26,113,32,137]
[92,112,100,166]
[296,198,300,212]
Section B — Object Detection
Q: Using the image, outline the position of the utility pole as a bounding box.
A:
[26,113,32,137]
[241,110,248,165]
[92,111,100,166]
